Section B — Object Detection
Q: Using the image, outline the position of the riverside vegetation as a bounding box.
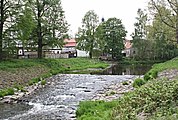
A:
[0,58,108,98]
[76,57,178,120]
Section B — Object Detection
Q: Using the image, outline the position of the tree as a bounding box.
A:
[76,10,99,58]
[147,9,177,60]
[103,18,127,60]
[149,0,178,43]
[132,9,149,60]
[0,0,23,60]
[28,0,68,58]
[16,5,36,55]
[42,0,68,48]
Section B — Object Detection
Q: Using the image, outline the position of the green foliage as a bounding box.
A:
[76,100,118,120]
[132,78,145,88]
[144,73,151,81]
[122,81,129,85]
[41,80,46,85]
[13,84,26,92]
[111,78,178,120]
[101,17,127,60]
[6,88,15,95]
[0,59,38,71]
[76,10,99,58]
[0,88,15,97]
[151,70,158,79]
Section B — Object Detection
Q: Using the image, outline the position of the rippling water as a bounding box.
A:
[0,74,138,120]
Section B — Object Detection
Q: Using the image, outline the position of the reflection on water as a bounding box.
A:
[102,64,153,75]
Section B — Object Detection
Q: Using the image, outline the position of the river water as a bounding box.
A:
[0,64,151,120]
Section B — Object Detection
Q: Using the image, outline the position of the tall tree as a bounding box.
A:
[132,9,149,60]
[76,10,99,58]
[43,0,68,48]
[16,5,36,55]
[28,0,68,58]
[0,0,23,60]
[103,18,127,60]
[149,0,178,43]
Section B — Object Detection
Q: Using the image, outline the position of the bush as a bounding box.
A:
[0,90,6,97]
[41,80,46,85]
[144,73,151,81]
[14,84,26,92]
[6,88,14,95]
[132,78,145,88]
[112,79,178,120]
[151,70,158,79]
[122,81,129,85]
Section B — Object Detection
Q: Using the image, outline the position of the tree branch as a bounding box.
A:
[151,0,176,29]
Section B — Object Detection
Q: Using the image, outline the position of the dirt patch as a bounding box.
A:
[0,65,49,89]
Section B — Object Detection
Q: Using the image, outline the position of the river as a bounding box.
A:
[0,64,151,120]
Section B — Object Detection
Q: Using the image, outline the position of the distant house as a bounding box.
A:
[61,39,77,58]
[122,39,134,57]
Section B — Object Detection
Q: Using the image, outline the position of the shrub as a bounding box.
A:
[132,78,145,88]
[28,80,34,86]
[0,90,6,97]
[144,73,151,81]
[14,84,26,92]
[6,88,14,95]
[151,70,158,79]
[41,80,46,85]
[122,81,129,85]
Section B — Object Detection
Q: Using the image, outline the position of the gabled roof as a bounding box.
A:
[124,39,133,49]
[64,39,77,47]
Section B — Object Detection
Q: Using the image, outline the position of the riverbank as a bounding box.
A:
[76,57,178,120]
[0,58,109,100]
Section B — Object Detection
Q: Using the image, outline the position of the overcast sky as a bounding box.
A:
[61,0,149,39]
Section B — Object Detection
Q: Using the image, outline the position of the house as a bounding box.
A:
[122,39,135,57]
[17,38,89,59]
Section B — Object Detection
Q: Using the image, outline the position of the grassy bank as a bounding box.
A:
[119,58,165,65]
[76,57,178,120]
[0,58,109,97]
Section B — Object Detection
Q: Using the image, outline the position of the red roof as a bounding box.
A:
[64,39,76,47]
[124,40,132,49]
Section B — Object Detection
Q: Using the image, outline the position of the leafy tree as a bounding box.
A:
[76,10,99,58]
[95,21,107,56]
[149,0,178,43]
[132,9,148,60]
[15,5,36,55]
[28,0,68,58]
[0,0,23,60]
[42,0,68,49]
[147,9,177,60]
[103,18,127,60]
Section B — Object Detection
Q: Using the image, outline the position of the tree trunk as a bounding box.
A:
[0,0,4,60]
[89,40,93,59]
[176,16,178,44]
[37,1,43,59]
[37,20,43,58]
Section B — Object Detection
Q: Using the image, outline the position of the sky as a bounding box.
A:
[61,0,149,39]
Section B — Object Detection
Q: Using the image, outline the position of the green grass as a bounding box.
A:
[0,88,15,97]
[76,100,118,120]
[0,58,109,97]
[148,57,178,73]
[0,58,108,73]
